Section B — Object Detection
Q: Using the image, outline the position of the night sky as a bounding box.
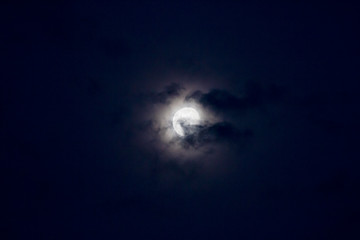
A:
[2,1,360,239]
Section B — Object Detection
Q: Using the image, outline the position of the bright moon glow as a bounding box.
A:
[172,107,200,136]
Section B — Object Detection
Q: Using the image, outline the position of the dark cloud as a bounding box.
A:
[181,122,253,149]
[185,82,284,113]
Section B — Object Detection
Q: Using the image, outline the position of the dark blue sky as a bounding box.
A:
[2,1,360,239]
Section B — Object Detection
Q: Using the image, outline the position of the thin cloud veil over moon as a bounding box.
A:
[172,107,200,136]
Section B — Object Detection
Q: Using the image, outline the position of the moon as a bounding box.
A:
[172,107,200,136]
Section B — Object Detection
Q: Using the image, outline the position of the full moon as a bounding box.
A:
[172,107,200,136]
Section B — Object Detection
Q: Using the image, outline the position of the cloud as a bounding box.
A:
[181,122,253,149]
[185,82,284,113]
[131,82,285,161]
